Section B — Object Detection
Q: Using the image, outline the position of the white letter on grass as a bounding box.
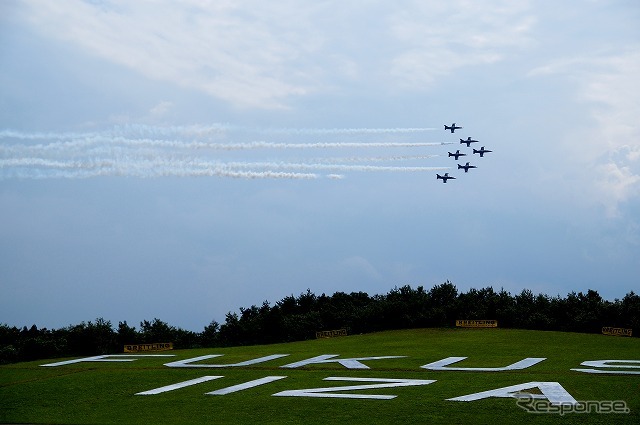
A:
[281,355,406,369]
[206,376,287,395]
[421,357,545,371]
[273,377,436,399]
[164,354,288,368]
[448,382,577,405]
[572,360,640,375]
[40,354,175,367]
[136,376,223,395]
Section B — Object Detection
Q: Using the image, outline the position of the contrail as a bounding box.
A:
[110,125,437,136]
[0,125,231,141]
[0,158,106,169]
[1,126,453,180]
[1,156,449,178]
[220,141,453,150]
[327,174,345,179]
[221,161,450,173]
[257,127,437,135]
[0,137,454,154]
[313,154,440,163]
[122,125,437,136]
[0,158,320,180]
[0,129,96,141]
[0,125,436,141]
[2,168,320,180]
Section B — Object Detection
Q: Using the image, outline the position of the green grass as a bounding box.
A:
[1,328,638,424]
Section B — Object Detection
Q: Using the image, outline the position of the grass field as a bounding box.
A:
[1,328,638,424]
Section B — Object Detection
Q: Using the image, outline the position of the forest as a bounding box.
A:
[1,282,638,364]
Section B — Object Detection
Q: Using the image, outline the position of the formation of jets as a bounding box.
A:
[437,123,493,183]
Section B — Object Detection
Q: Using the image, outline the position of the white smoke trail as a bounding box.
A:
[1,126,452,180]
[258,127,437,135]
[4,169,320,180]
[0,158,105,169]
[0,125,436,141]
[217,141,453,150]
[115,124,437,136]
[219,161,450,173]
[0,137,454,154]
[0,125,230,141]
[178,169,319,180]
[0,129,93,140]
[311,154,440,163]
[0,158,321,180]
[1,156,449,179]
[327,174,345,180]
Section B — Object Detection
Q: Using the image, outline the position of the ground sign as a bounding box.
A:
[1,329,638,424]
[123,342,174,353]
[602,327,633,337]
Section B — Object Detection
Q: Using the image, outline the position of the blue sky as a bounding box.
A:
[1,0,639,331]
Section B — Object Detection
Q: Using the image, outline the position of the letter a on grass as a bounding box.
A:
[447,382,577,405]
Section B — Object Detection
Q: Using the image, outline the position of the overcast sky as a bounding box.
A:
[1,0,639,331]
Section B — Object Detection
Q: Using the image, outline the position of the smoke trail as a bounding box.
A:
[0,158,105,169]
[1,126,453,180]
[152,159,450,173]
[312,154,440,163]
[258,127,437,135]
[0,129,99,141]
[0,125,436,141]
[2,155,449,178]
[0,137,454,154]
[0,158,320,180]
[219,141,453,150]
[179,169,319,180]
[113,124,436,137]
[4,169,320,180]
[0,125,231,141]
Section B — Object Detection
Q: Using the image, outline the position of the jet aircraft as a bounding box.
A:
[457,162,477,173]
[460,137,479,147]
[436,173,456,183]
[444,123,462,133]
[473,146,493,157]
[448,150,466,160]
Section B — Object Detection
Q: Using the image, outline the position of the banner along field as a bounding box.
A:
[1,328,638,424]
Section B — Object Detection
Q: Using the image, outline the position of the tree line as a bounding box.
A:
[1,282,638,364]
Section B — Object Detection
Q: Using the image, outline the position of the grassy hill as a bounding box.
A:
[1,328,638,424]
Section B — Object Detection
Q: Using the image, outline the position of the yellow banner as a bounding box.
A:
[602,327,632,337]
[124,342,174,353]
[456,320,498,328]
[315,329,348,339]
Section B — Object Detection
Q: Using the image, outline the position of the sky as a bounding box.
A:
[1,0,639,332]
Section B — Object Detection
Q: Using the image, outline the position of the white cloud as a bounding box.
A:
[388,0,536,88]
[578,52,640,215]
[596,161,640,217]
[149,101,173,118]
[17,0,540,108]
[20,0,320,109]
[527,48,640,217]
